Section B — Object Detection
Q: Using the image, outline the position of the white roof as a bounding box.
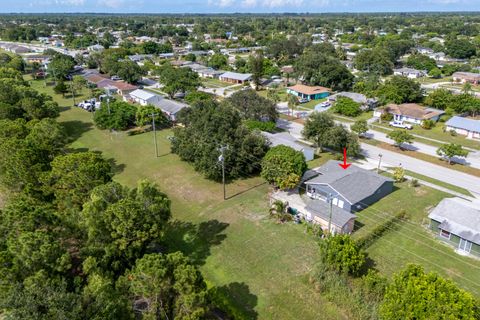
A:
[129,89,157,101]
[428,197,480,245]
[220,72,252,81]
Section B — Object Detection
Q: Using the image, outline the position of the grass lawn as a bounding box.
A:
[257,89,288,102]
[34,79,345,319]
[202,78,231,88]
[329,110,373,123]
[417,76,452,84]
[352,181,480,296]
[401,170,473,197]
[372,121,480,151]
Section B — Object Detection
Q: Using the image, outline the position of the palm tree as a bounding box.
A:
[287,94,298,117]
[269,200,293,223]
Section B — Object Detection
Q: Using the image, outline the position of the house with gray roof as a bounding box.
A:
[304,160,394,212]
[262,131,315,161]
[393,67,427,79]
[270,189,357,235]
[446,116,480,140]
[428,198,480,257]
[152,98,189,121]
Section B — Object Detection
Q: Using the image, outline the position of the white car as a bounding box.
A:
[389,121,413,130]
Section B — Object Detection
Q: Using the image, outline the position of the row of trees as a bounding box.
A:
[0,67,232,319]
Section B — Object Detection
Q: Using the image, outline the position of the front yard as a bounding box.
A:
[372,120,480,151]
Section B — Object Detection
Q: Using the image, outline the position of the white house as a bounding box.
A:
[126,89,161,106]
[445,116,480,140]
[374,103,444,125]
[393,67,427,79]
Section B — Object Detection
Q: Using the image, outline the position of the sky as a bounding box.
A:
[1,0,480,13]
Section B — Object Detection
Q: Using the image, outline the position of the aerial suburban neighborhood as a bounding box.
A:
[0,3,480,320]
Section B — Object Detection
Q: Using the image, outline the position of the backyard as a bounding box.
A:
[29,78,480,317]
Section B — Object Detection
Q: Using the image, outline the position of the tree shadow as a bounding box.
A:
[164,219,229,266]
[106,157,126,175]
[61,120,93,143]
[208,282,258,320]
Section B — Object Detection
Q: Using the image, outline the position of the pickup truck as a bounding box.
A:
[389,121,413,130]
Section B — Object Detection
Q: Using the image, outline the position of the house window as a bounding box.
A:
[440,229,451,239]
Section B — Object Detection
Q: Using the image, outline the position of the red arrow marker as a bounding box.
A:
[339,147,351,170]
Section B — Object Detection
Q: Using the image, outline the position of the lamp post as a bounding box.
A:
[218,145,228,200]
[377,153,383,173]
[150,112,159,158]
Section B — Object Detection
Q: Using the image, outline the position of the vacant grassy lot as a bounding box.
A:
[352,181,480,296]
[34,80,345,319]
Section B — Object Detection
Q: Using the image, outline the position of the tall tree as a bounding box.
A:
[302,112,335,152]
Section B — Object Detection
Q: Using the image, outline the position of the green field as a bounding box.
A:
[28,79,480,317]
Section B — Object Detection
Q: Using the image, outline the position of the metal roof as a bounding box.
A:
[305,199,356,228]
[445,116,480,133]
[219,72,252,81]
[153,98,188,115]
[129,89,157,101]
[261,131,313,154]
[428,198,480,245]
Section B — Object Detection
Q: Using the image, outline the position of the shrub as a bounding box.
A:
[409,179,419,187]
[421,119,435,130]
[392,167,405,183]
[449,129,457,136]
[334,97,362,117]
[355,210,407,249]
[244,120,276,132]
[380,112,393,122]
[319,235,366,276]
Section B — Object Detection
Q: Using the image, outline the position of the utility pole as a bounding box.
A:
[327,193,333,236]
[377,153,383,173]
[69,79,76,106]
[151,112,159,157]
[218,145,228,200]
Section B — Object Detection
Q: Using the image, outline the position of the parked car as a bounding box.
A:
[389,121,413,130]
[298,98,309,104]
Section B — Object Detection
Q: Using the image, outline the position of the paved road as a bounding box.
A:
[277,118,480,196]
[421,81,480,98]
[277,105,480,169]
[358,126,480,169]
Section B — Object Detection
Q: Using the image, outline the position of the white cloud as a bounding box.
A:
[30,0,86,6]
[209,0,314,8]
[208,0,235,7]
[262,0,304,7]
[97,0,124,8]
[241,0,257,7]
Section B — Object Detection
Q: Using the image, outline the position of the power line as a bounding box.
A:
[296,184,480,271]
